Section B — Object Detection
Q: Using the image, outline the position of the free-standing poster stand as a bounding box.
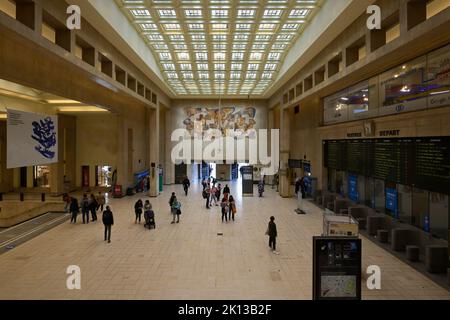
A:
[241,166,254,197]
[313,236,362,300]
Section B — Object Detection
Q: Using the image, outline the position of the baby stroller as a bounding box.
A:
[144,210,156,229]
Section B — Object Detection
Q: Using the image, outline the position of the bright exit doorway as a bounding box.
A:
[96,166,112,187]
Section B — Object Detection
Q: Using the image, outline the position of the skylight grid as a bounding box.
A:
[118,0,322,96]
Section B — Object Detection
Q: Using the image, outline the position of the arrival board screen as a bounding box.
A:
[324,137,450,194]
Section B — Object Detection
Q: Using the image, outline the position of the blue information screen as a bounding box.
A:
[348,174,358,202]
[385,188,398,219]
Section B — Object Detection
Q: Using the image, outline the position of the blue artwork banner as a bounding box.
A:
[7,109,58,169]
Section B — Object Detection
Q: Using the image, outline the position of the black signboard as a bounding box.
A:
[241,166,254,196]
[324,137,450,194]
[288,159,302,168]
[313,237,362,300]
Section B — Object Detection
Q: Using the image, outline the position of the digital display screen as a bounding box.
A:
[324,137,450,194]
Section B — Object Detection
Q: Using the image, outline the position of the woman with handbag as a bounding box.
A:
[171,197,181,224]
[228,195,236,222]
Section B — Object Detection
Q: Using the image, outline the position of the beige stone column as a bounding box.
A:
[164,106,174,185]
[148,107,159,197]
[115,114,127,189]
[279,107,292,198]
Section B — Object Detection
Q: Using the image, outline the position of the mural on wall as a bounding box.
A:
[183,106,257,138]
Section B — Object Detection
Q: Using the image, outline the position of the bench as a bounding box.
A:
[426,245,448,274]
[367,216,387,236]
[377,230,389,243]
[391,229,417,252]
[406,245,420,262]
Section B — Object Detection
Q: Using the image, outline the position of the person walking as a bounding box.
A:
[102,206,114,243]
[97,192,106,212]
[210,185,218,206]
[81,194,90,224]
[228,195,236,222]
[216,184,222,203]
[63,193,71,213]
[221,196,229,223]
[134,199,143,224]
[182,176,191,196]
[69,197,79,224]
[171,197,181,224]
[89,194,98,221]
[258,180,265,197]
[204,184,211,209]
[267,216,279,254]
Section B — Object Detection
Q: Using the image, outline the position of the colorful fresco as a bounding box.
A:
[183,107,257,138]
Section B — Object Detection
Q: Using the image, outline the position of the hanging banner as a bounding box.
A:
[7,109,58,169]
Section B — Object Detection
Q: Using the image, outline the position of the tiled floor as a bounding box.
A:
[0,181,448,300]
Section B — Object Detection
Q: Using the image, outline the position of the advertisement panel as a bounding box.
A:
[7,109,58,169]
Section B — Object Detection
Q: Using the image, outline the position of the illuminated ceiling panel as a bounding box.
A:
[116,0,322,96]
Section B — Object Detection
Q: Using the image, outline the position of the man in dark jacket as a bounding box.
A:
[69,198,79,224]
[267,216,279,254]
[102,206,114,243]
[182,177,191,196]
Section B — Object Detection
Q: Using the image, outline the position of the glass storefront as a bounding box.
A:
[33,166,50,188]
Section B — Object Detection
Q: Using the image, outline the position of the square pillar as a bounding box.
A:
[148,107,159,197]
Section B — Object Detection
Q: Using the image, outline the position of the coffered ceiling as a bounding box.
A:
[115,0,323,96]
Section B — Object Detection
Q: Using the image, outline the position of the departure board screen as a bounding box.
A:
[373,139,412,185]
[325,140,347,170]
[414,138,450,193]
[346,140,374,176]
[324,137,450,194]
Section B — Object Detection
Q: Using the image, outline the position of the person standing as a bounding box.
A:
[169,192,176,211]
[204,184,211,209]
[300,177,306,199]
[97,192,106,212]
[89,194,98,221]
[221,196,229,223]
[146,176,151,192]
[228,195,236,222]
[102,206,114,243]
[223,185,230,198]
[267,216,279,254]
[135,199,143,224]
[81,194,90,224]
[171,197,181,224]
[69,197,79,224]
[182,176,191,196]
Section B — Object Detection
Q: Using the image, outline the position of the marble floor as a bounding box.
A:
[0,181,448,300]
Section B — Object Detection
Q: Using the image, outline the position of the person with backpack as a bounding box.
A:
[102,206,114,243]
[97,192,106,212]
[267,216,279,254]
[171,197,181,224]
[134,199,143,224]
[89,194,98,221]
[221,196,229,223]
[69,197,79,224]
[228,195,236,222]
[144,204,156,229]
[81,194,90,224]
[182,176,191,196]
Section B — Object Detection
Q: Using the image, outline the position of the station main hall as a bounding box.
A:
[0,0,449,301]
